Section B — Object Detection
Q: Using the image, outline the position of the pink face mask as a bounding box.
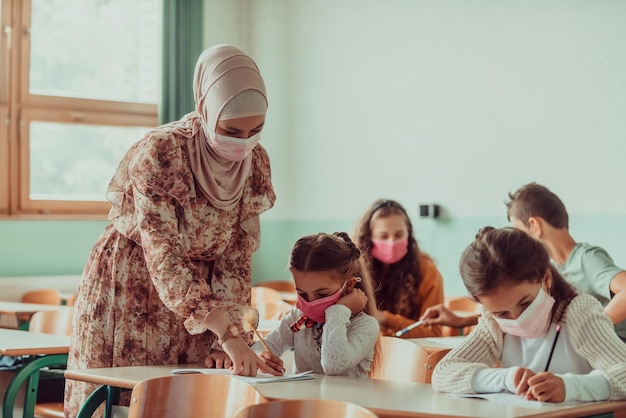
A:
[493,286,555,338]
[371,238,408,264]
[296,282,346,323]
[209,132,261,161]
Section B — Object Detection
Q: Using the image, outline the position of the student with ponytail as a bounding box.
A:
[432,227,626,403]
[252,232,380,377]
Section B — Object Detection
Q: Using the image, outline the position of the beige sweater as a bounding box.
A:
[432,294,626,401]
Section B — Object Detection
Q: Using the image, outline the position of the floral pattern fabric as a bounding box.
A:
[64,131,275,417]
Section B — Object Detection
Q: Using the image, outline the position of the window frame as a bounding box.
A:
[1,0,160,219]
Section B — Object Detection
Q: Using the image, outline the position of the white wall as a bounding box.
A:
[205,0,626,219]
[204,1,626,295]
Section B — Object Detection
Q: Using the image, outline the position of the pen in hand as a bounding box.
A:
[544,324,561,372]
[395,320,424,337]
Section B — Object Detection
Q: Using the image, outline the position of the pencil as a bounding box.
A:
[253,329,275,356]
[395,320,424,337]
[544,324,561,372]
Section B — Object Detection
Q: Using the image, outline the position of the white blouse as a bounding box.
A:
[251,304,380,377]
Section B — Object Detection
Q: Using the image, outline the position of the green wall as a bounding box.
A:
[3,214,622,298]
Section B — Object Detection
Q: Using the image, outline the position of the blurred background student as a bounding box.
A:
[354,199,444,338]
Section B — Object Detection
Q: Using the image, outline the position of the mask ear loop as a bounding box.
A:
[542,269,553,296]
[344,277,362,294]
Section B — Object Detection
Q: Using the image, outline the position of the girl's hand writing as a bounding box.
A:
[525,372,566,402]
[513,367,537,397]
[258,351,285,375]
[337,288,367,314]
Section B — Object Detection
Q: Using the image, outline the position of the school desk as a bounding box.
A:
[0,328,70,418]
[408,336,465,350]
[64,364,626,418]
[0,302,70,330]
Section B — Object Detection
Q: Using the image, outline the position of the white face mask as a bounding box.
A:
[209,132,261,161]
[493,286,555,338]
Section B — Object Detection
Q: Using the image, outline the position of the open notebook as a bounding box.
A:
[171,368,314,384]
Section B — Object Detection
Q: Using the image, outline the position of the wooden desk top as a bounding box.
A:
[64,365,626,418]
[0,328,71,356]
[407,336,465,349]
[0,301,71,315]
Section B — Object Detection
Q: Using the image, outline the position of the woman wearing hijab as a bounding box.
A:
[64,45,277,416]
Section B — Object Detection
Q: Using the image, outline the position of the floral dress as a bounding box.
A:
[64,131,275,417]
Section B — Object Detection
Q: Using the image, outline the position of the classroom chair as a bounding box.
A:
[21,289,62,305]
[368,336,451,384]
[127,374,267,418]
[255,280,296,294]
[233,399,379,418]
[441,296,478,337]
[28,308,74,418]
[251,286,284,306]
[254,300,292,321]
[17,289,62,326]
[64,293,77,307]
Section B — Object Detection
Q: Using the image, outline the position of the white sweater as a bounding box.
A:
[251,304,379,377]
[432,294,626,401]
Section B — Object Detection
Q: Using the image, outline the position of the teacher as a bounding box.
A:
[65,44,277,416]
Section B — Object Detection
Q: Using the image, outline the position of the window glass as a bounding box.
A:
[29,121,150,201]
[29,0,162,103]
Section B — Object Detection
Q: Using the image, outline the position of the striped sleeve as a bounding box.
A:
[566,294,626,400]
[431,307,503,393]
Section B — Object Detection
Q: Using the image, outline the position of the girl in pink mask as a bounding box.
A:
[433,227,626,403]
[252,232,380,377]
[354,199,444,338]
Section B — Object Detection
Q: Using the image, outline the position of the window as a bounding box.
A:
[0,0,162,218]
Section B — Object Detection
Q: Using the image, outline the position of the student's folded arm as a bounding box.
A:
[607,271,626,325]
[557,372,611,402]
[431,310,503,394]
[320,305,379,375]
[566,294,626,400]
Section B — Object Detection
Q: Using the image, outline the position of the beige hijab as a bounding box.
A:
[162,44,268,210]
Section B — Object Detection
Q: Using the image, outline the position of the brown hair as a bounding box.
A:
[354,199,425,317]
[505,183,569,229]
[290,232,378,318]
[459,226,577,321]
[290,232,381,367]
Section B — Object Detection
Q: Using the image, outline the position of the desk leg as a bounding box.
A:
[76,385,124,418]
[2,354,68,418]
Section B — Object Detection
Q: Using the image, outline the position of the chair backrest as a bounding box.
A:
[368,336,450,383]
[442,296,478,337]
[28,308,74,336]
[21,289,61,305]
[251,286,284,306]
[255,280,296,293]
[65,293,78,306]
[254,300,293,321]
[233,399,379,418]
[127,374,267,418]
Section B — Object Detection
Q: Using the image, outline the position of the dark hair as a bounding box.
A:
[505,183,569,229]
[460,227,577,321]
[353,199,425,317]
[289,232,377,316]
